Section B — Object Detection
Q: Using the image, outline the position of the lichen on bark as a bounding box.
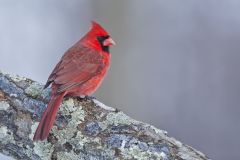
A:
[0,70,210,160]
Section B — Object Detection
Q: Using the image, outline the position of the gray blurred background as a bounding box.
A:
[0,1,240,159]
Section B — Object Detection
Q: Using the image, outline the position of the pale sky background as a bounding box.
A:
[1,1,240,159]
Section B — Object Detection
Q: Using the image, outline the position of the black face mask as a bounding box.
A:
[97,35,110,53]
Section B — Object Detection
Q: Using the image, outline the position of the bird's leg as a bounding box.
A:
[76,95,95,102]
[64,94,73,100]
[85,95,96,100]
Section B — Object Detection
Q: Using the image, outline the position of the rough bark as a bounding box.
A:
[0,70,210,160]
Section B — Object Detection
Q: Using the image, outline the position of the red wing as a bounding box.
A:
[45,44,104,93]
[44,60,62,89]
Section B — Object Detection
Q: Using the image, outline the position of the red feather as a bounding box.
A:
[33,92,66,140]
[33,21,115,141]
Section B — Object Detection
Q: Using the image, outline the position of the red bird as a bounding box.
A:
[33,21,115,141]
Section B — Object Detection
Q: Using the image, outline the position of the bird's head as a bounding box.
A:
[82,21,115,53]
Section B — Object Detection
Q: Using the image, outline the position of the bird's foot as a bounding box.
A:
[85,95,96,100]
[77,95,95,101]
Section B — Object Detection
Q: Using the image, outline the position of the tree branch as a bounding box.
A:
[0,70,209,160]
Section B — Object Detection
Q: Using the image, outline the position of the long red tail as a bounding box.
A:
[33,92,65,141]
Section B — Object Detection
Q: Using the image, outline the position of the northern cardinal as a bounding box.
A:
[33,21,115,141]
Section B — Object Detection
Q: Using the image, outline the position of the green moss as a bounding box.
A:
[99,111,138,130]
[74,131,101,147]
[30,122,39,140]
[24,144,36,159]
[0,101,10,110]
[121,144,165,160]
[53,98,85,141]
[33,122,56,159]
[34,141,54,160]
[25,82,43,98]
[56,151,79,160]
[7,73,27,83]
[0,126,8,140]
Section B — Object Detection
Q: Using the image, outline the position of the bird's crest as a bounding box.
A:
[90,21,109,36]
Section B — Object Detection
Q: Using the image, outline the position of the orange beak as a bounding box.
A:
[103,37,116,46]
